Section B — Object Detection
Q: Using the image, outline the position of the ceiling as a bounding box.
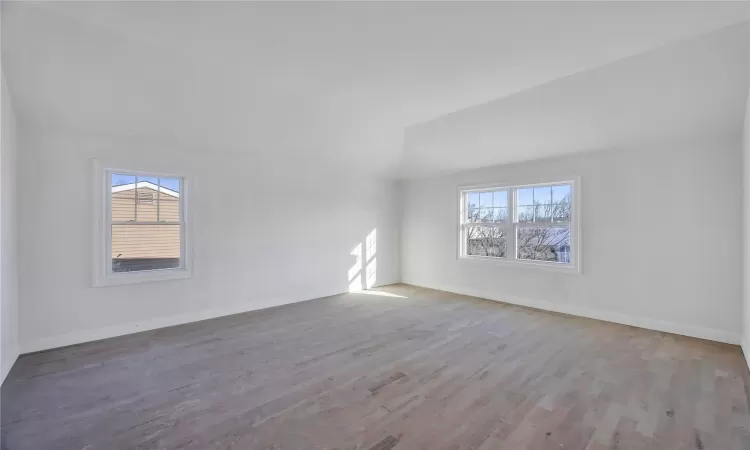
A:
[2,2,749,178]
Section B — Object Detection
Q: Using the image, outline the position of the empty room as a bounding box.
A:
[2,1,750,449]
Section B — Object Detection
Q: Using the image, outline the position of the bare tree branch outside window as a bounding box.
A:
[463,185,572,263]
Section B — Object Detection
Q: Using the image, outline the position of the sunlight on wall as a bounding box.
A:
[365,229,377,288]
[366,258,377,289]
[348,229,377,292]
[366,229,377,260]
[348,243,364,292]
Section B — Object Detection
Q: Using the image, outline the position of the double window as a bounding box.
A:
[459,180,578,271]
[93,163,191,286]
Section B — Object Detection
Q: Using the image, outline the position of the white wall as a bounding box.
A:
[402,135,743,344]
[17,130,400,353]
[744,96,750,360]
[1,73,19,382]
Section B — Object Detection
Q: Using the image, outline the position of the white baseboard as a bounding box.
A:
[405,280,741,345]
[20,288,348,354]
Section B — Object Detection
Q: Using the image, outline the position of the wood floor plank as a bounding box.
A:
[3,284,750,449]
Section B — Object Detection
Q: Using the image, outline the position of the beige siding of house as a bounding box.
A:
[111,187,181,259]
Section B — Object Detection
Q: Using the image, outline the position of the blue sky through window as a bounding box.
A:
[112,173,180,192]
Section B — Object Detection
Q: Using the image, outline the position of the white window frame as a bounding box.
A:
[92,160,193,287]
[457,178,580,273]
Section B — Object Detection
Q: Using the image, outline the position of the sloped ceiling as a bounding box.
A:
[2,2,749,178]
[403,20,750,177]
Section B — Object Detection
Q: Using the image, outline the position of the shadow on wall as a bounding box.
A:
[349,229,377,292]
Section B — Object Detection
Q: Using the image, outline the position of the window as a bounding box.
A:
[93,163,191,286]
[459,180,578,271]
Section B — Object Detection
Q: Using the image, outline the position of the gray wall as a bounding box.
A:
[402,135,743,343]
[1,73,19,383]
[743,42,750,359]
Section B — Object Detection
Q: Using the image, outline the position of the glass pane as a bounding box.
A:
[552,185,572,222]
[553,201,571,222]
[135,177,158,222]
[517,206,534,223]
[493,207,508,222]
[159,177,181,193]
[468,207,479,222]
[534,204,552,223]
[138,176,159,185]
[112,173,136,188]
[517,188,534,206]
[517,227,571,263]
[479,208,494,223]
[111,174,135,222]
[534,186,552,205]
[467,192,480,209]
[479,192,493,208]
[465,225,507,258]
[158,178,181,222]
[552,185,571,203]
[493,190,508,208]
[112,224,181,272]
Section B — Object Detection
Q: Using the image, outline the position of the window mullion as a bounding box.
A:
[157,177,161,222]
[509,188,516,261]
[106,171,113,275]
[460,192,467,257]
[134,175,138,222]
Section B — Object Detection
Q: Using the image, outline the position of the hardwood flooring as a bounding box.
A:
[3,284,750,449]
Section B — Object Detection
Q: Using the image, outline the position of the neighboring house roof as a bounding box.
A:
[112,182,179,198]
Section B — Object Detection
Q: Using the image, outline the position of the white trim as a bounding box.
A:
[94,267,192,287]
[405,281,740,345]
[457,178,581,274]
[20,287,347,354]
[112,182,179,198]
[92,160,193,287]
[459,254,580,274]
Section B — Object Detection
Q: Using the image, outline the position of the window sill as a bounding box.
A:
[458,255,580,274]
[93,268,192,287]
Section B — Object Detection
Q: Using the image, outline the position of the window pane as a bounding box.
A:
[158,178,181,222]
[466,225,507,258]
[552,185,572,222]
[479,192,493,208]
[534,204,552,223]
[112,173,136,188]
[553,201,571,222]
[111,174,135,222]
[479,208,494,223]
[159,177,181,193]
[493,207,508,223]
[552,185,570,203]
[534,186,552,205]
[517,188,534,206]
[112,224,181,272]
[467,192,480,209]
[517,206,534,223]
[468,206,479,222]
[517,227,571,263]
[135,176,158,222]
[493,190,507,208]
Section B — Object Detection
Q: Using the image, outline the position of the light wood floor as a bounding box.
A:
[3,284,750,449]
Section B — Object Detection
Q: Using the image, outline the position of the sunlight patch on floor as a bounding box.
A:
[349,290,407,298]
